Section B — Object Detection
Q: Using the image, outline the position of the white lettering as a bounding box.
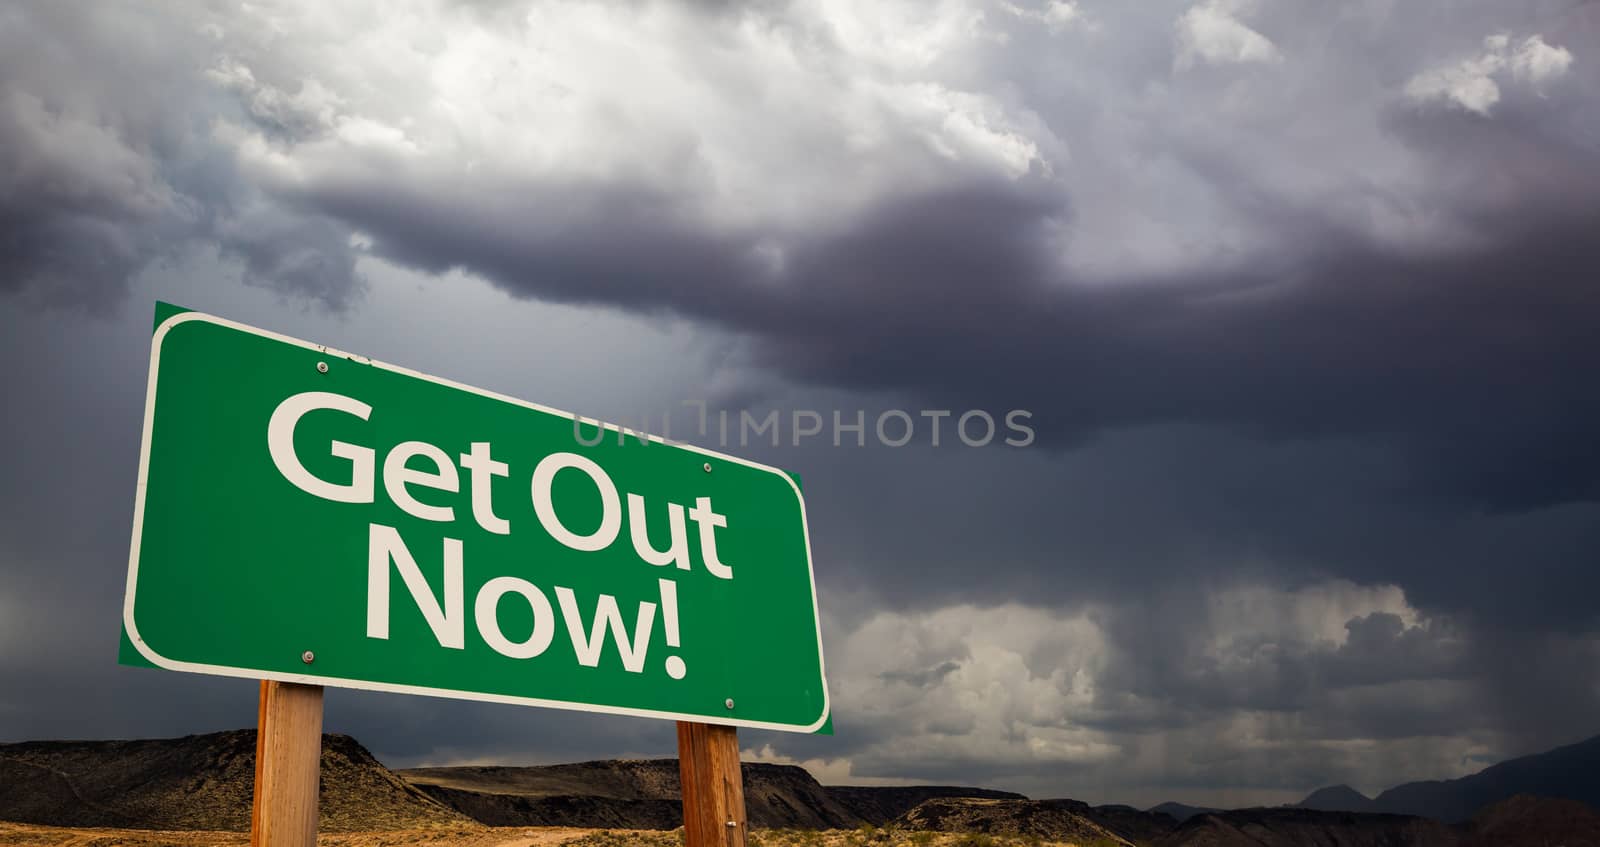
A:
[687,497,734,580]
[267,391,374,503]
[474,576,556,659]
[459,442,510,534]
[366,523,464,649]
[383,441,459,523]
[627,494,690,570]
[554,587,655,673]
[531,452,621,552]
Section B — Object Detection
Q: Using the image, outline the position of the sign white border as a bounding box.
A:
[123,309,831,733]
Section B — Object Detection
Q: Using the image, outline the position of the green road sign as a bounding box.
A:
[121,304,829,733]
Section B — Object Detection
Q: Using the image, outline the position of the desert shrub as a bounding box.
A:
[756,827,826,847]
[565,830,685,847]
[951,833,997,847]
[909,831,937,847]
[771,827,824,847]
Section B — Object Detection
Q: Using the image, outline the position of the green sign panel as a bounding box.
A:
[122,304,829,733]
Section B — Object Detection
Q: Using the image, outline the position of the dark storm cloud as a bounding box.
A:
[880,661,963,689]
[3,0,1599,806]
[8,1,1596,513]
[0,4,201,309]
[0,5,361,309]
[242,16,1599,518]
[301,153,1600,520]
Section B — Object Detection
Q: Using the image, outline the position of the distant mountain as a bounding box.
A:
[1376,735,1600,823]
[1297,784,1377,812]
[1155,808,1457,847]
[0,730,468,831]
[1148,802,1223,823]
[1291,734,1600,823]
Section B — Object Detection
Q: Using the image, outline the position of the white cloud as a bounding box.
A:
[998,1,1082,34]
[826,602,1117,773]
[1175,0,1282,68]
[768,580,1476,799]
[741,745,918,786]
[168,0,1564,302]
[811,0,988,73]
[1405,34,1574,114]
[1510,34,1575,85]
[205,58,342,138]
[204,0,1050,235]
[1202,580,1417,656]
[887,82,1046,177]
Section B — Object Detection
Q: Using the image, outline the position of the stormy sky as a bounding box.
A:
[3,0,1598,809]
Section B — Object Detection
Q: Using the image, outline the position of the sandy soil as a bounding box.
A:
[0,823,1092,847]
[0,822,598,847]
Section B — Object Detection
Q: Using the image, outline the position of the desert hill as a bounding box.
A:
[403,759,862,829]
[1154,808,1458,847]
[827,785,1026,823]
[1044,801,1180,844]
[0,728,1026,833]
[888,797,1178,845]
[1147,802,1222,823]
[891,797,1134,845]
[6,727,1600,845]
[1462,794,1600,847]
[1153,796,1600,847]
[400,760,1024,829]
[0,729,468,831]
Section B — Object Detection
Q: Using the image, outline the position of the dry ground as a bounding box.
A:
[0,822,1110,847]
[0,823,585,847]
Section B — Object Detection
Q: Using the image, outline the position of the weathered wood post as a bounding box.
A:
[678,721,748,847]
[251,680,325,847]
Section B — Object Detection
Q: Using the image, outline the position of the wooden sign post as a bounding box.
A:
[251,681,325,847]
[678,721,747,847]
